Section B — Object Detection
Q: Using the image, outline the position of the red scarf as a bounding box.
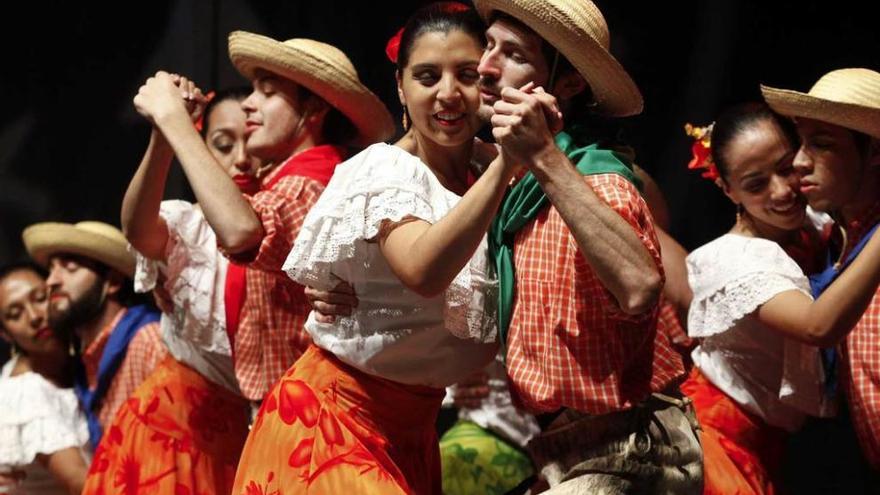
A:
[224,145,346,355]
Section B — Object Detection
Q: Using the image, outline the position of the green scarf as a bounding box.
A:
[487,129,640,350]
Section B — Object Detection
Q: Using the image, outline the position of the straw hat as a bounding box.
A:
[22,222,135,278]
[762,68,880,139]
[473,0,643,117]
[228,31,394,146]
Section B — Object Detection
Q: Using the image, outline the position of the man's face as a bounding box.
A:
[45,255,106,335]
[241,70,309,163]
[477,17,550,121]
[793,118,865,213]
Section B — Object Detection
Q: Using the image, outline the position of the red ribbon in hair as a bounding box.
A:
[194,91,216,133]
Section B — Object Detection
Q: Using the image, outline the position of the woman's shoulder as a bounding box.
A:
[321,142,452,205]
[688,234,807,290]
[689,234,793,267]
[0,371,87,466]
[336,143,428,180]
[0,370,80,425]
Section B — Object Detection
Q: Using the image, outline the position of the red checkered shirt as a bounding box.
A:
[837,199,880,469]
[229,146,342,400]
[505,173,685,415]
[657,295,695,370]
[81,308,167,428]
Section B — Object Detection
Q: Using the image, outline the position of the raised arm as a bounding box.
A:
[379,155,515,298]
[132,71,263,254]
[491,87,661,314]
[120,128,174,260]
[758,227,880,347]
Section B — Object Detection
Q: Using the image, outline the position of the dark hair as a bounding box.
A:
[0,261,46,283]
[396,2,486,70]
[200,86,251,139]
[0,261,47,333]
[850,129,872,160]
[296,85,358,146]
[711,102,799,180]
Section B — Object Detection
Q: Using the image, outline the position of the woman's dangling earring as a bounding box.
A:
[736,203,744,224]
[401,106,409,131]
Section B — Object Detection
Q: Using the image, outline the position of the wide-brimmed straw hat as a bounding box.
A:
[22,221,135,278]
[761,68,880,139]
[473,0,643,117]
[228,31,394,146]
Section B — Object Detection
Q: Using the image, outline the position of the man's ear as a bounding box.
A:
[104,271,124,298]
[552,71,588,101]
[868,137,880,168]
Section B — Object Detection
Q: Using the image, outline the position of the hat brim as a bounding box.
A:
[474,0,643,117]
[229,32,394,146]
[22,223,135,278]
[762,85,880,139]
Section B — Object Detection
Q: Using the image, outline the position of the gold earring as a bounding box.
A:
[736,203,744,224]
[401,107,409,131]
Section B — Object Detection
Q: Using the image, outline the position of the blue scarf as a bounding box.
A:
[73,304,160,447]
[808,221,880,401]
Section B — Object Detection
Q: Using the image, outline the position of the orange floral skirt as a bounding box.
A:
[83,356,250,494]
[232,344,446,495]
[681,367,787,495]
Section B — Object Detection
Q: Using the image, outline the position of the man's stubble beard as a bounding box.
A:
[48,276,106,340]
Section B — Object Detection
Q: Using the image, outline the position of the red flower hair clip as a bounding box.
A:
[194,90,216,133]
[385,28,404,64]
[684,122,719,181]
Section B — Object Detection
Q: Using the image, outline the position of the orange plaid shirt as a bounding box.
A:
[229,147,342,401]
[837,199,880,469]
[81,307,167,428]
[505,173,685,415]
[657,296,695,369]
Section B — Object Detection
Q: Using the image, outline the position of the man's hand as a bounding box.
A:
[490,82,563,167]
[0,469,26,488]
[305,281,358,323]
[451,371,490,410]
[133,71,206,126]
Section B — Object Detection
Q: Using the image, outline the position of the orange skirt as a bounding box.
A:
[83,356,250,494]
[681,367,787,495]
[232,344,445,495]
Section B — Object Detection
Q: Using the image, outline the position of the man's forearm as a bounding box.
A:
[155,111,264,253]
[530,146,662,314]
[121,130,173,260]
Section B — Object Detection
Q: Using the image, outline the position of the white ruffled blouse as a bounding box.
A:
[0,357,90,495]
[132,200,240,394]
[284,143,499,388]
[687,234,835,431]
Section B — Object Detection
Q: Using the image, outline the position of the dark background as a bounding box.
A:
[0,1,877,358]
[1,1,878,258]
[1,4,880,488]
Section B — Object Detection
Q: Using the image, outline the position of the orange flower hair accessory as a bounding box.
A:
[684,122,719,181]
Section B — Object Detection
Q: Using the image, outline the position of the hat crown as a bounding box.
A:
[555,0,610,49]
[809,68,880,110]
[281,38,359,79]
[73,221,127,244]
